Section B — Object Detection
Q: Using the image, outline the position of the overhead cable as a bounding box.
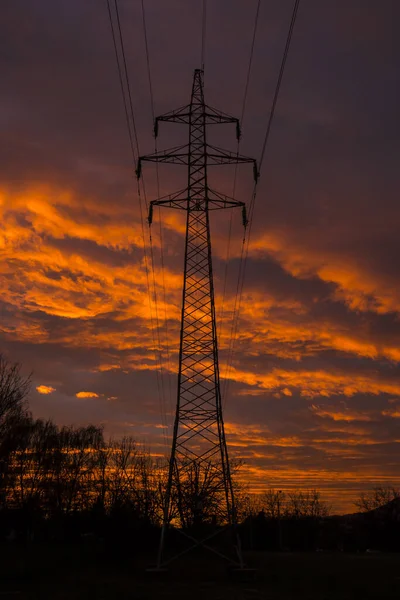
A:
[107,0,168,445]
[201,0,207,70]
[141,0,173,427]
[224,0,301,402]
[221,0,262,401]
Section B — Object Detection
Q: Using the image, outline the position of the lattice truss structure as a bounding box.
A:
[138,69,257,565]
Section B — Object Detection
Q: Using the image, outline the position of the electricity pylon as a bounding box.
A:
[137,69,258,569]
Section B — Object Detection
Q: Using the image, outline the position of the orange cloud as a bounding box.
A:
[228,365,400,399]
[2,183,399,389]
[382,408,400,418]
[249,229,400,315]
[310,405,375,422]
[96,364,121,372]
[216,289,398,364]
[76,391,99,398]
[0,185,182,326]
[0,186,144,250]
[36,385,56,395]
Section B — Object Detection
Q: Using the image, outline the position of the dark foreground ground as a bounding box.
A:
[1,543,399,599]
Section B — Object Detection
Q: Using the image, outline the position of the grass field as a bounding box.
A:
[1,543,399,599]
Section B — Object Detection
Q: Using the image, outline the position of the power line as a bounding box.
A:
[106,0,137,165]
[223,0,301,402]
[107,0,168,446]
[113,0,140,161]
[156,212,173,414]
[141,0,155,121]
[201,0,207,70]
[220,0,261,401]
[141,0,173,435]
[240,0,261,126]
[259,0,300,170]
[148,219,169,447]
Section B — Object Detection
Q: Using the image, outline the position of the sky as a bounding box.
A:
[1,0,400,513]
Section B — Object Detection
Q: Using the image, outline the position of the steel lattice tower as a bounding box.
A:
[137,69,257,569]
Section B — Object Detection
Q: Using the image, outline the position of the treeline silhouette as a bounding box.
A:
[240,487,400,552]
[1,419,163,548]
[1,355,399,554]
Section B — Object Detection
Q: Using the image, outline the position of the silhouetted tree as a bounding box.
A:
[355,486,400,512]
[46,424,104,517]
[353,486,400,551]
[236,492,263,521]
[169,459,244,529]
[261,488,286,519]
[0,356,31,507]
[0,356,342,552]
[8,418,57,510]
[286,489,330,518]
[0,355,31,440]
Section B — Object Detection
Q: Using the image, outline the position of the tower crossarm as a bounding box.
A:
[138,143,258,182]
[154,105,191,133]
[137,144,257,176]
[148,187,248,224]
[204,105,241,139]
[136,144,189,177]
[206,144,259,181]
[154,103,241,139]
